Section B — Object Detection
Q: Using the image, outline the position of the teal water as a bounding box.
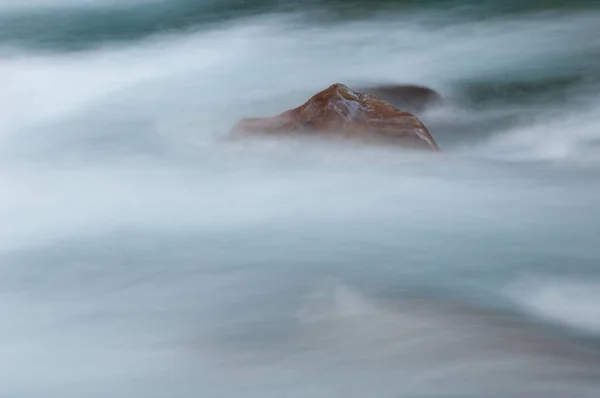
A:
[1,0,598,50]
[1,1,600,397]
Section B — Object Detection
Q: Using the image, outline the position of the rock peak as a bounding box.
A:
[231,84,439,151]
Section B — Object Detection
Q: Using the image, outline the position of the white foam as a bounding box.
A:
[507,276,600,335]
[2,8,600,398]
[470,95,600,162]
[2,9,599,155]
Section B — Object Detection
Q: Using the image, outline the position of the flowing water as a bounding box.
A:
[2,1,600,397]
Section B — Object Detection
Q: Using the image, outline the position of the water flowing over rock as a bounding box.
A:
[231,83,440,151]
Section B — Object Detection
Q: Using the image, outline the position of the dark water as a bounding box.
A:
[1,1,600,397]
[1,0,598,50]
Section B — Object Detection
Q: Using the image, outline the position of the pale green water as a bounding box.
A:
[1,1,600,397]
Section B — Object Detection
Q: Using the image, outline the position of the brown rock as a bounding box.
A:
[359,84,443,113]
[231,83,439,151]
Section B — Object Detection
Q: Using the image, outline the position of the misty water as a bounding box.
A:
[2,1,600,397]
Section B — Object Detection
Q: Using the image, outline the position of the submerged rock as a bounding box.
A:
[359,84,443,113]
[231,83,439,151]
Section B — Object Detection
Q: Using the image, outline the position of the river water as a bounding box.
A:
[1,1,600,397]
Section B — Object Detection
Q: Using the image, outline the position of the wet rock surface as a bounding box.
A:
[232,83,439,151]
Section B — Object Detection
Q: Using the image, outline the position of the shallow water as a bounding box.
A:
[1,1,600,397]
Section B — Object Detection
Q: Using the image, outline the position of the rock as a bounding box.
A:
[231,83,439,151]
[359,84,443,113]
